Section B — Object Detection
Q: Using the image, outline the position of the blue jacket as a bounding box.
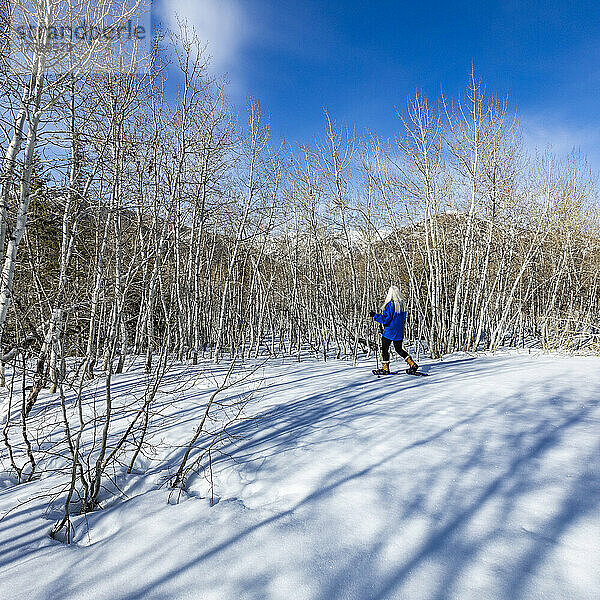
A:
[373,301,406,341]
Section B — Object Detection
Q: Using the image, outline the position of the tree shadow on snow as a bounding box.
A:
[4,355,600,600]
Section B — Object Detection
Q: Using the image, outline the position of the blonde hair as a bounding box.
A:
[381,285,405,314]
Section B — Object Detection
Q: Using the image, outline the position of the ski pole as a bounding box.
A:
[373,320,380,377]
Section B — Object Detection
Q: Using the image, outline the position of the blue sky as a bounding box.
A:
[155,0,600,172]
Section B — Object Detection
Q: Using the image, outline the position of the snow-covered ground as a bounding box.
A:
[1,350,600,600]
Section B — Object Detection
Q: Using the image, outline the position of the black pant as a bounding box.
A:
[381,337,408,362]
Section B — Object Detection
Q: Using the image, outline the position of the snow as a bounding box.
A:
[1,350,600,599]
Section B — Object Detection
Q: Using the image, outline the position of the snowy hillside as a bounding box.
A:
[1,351,600,600]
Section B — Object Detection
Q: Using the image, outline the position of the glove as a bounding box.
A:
[369,311,376,318]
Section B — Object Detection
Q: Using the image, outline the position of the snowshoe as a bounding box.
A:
[372,368,391,376]
[405,368,428,377]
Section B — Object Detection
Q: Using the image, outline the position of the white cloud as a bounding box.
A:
[520,113,600,175]
[521,113,599,157]
[159,0,248,73]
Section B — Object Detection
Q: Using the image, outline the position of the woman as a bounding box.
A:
[370,285,418,375]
